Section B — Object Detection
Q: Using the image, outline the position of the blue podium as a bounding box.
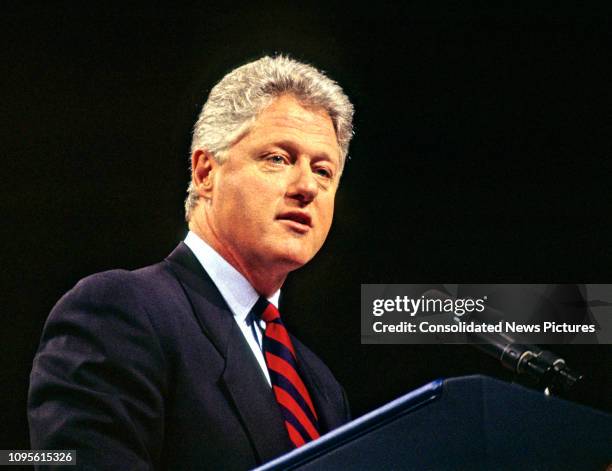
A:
[255,375,611,470]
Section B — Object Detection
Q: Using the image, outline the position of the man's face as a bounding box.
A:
[204,94,341,275]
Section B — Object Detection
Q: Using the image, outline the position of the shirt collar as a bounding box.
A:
[184,231,281,324]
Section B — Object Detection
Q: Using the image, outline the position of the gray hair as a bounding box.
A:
[185,55,354,220]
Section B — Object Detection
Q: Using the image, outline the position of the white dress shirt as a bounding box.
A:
[184,231,279,386]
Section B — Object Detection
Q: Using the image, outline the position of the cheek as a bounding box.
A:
[316,199,336,236]
[217,176,281,223]
[212,180,248,227]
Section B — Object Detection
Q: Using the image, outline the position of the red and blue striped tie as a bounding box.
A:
[255,297,321,447]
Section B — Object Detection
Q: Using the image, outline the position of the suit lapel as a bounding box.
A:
[165,243,292,462]
[221,325,293,460]
[293,341,336,434]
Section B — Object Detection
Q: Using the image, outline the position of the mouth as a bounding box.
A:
[276,211,312,233]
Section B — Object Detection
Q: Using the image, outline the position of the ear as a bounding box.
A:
[191,149,218,199]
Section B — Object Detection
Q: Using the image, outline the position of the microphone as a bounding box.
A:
[424,289,583,394]
[463,322,583,394]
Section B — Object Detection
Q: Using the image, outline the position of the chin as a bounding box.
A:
[277,254,310,271]
[270,245,317,271]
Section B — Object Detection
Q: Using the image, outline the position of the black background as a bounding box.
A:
[3,2,611,451]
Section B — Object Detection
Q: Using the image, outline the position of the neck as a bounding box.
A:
[188,218,287,298]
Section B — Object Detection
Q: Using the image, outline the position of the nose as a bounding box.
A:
[286,160,318,205]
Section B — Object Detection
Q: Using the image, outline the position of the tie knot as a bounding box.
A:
[253,297,281,324]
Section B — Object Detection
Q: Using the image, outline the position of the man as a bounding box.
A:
[28,55,354,470]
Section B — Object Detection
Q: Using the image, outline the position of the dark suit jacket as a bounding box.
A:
[28,243,350,470]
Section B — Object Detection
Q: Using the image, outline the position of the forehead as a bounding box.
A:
[244,95,340,161]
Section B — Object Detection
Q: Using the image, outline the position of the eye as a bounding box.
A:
[314,167,333,179]
[267,154,288,165]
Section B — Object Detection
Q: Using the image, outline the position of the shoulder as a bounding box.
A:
[43,265,165,338]
[42,259,190,351]
[33,263,175,395]
[54,259,182,315]
[64,269,146,305]
[67,259,172,297]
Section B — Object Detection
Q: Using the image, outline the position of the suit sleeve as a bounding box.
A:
[28,272,167,470]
